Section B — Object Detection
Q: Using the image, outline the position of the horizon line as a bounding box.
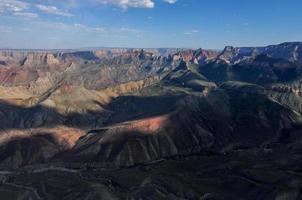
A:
[0,41,301,52]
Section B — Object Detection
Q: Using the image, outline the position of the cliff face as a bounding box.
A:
[217,42,302,64]
[171,49,220,65]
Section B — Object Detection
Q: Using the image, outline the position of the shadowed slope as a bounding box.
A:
[54,84,302,168]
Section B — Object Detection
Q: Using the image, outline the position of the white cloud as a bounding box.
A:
[13,12,38,19]
[58,0,178,9]
[0,0,38,19]
[96,0,155,9]
[119,27,142,33]
[79,0,178,9]
[74,23,105,32]
[0,0,29,13]
[23,21,105,34]
[163,0,177,4]
[184,30,199,35]
[35,4,73,16]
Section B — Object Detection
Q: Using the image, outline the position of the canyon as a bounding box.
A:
[0,42,302,199]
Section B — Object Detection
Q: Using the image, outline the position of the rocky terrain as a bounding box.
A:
[0,43,302,199]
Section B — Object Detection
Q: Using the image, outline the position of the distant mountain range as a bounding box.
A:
[1,41,301,64]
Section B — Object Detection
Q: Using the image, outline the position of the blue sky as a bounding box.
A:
[0,0,301,49]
